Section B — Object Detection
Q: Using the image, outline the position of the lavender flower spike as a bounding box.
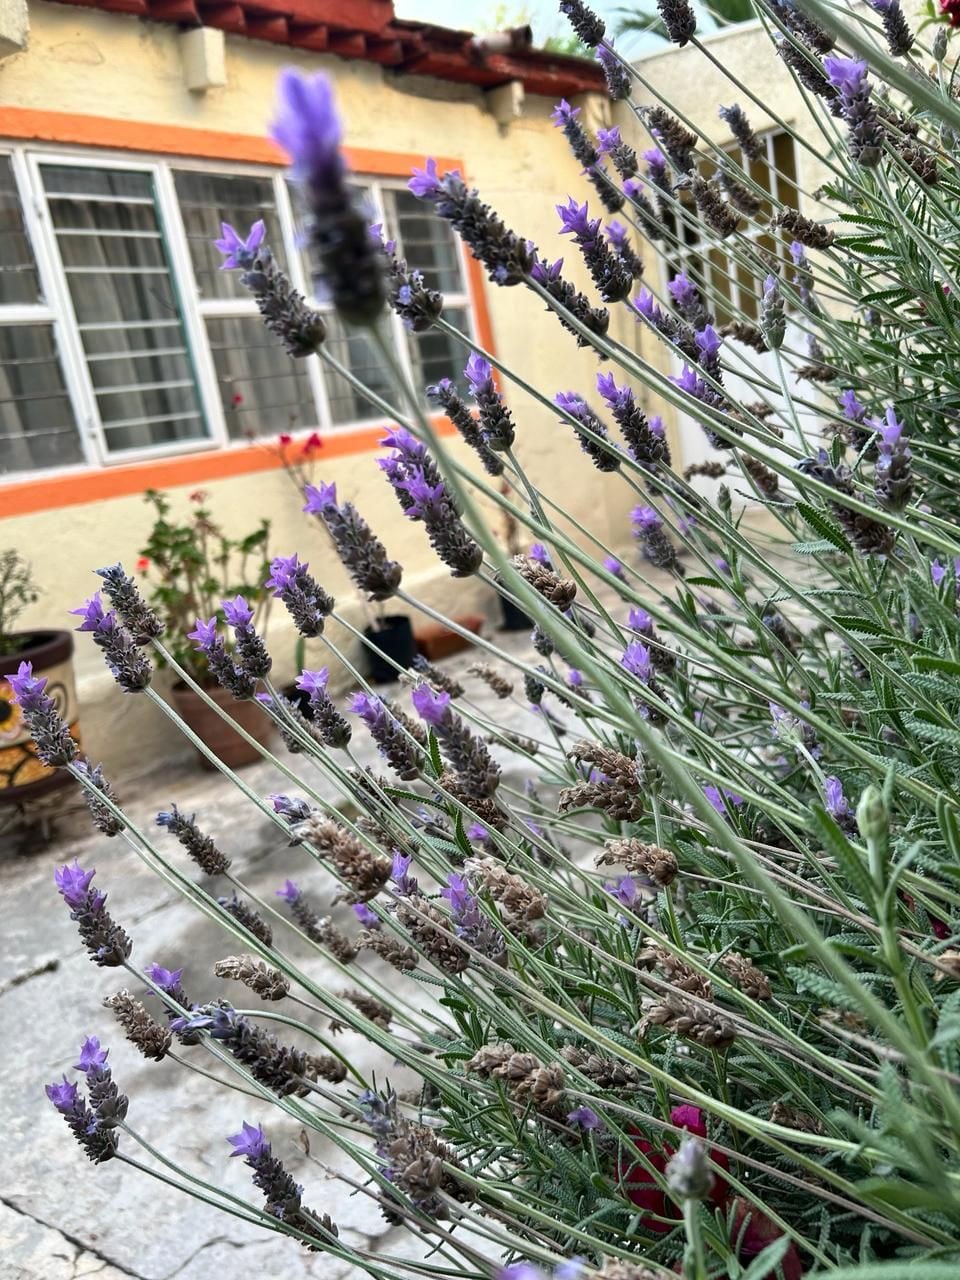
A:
[873,405,913,510]
[222,594,272,680]
[228,1122,338,1245]
[465,353,515,452]
[266,553,334,637]
[95,563,163,642]
[213,220,266,270]
[556,197,631,303]
[349,692,421,780]
[72,595,152,694]
[8,661,78,766]
[554,391,620,472]
[823,57,883,167]
[304,482,402,600]
[657,0,696,45]
[559,0,605,46]
[411,683,501,798]
[631,505,683,574]
[425,378,504,476]
[271,70,384,325]
[54,861,132,968]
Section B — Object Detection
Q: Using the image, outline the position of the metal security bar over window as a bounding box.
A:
[0,149,479,478]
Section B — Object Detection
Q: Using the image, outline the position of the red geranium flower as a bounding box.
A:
[278,433,293,446]
[940,0,960,28]
[303,431,323,454]
[135,556,150,574]
[619,1105,729,1233]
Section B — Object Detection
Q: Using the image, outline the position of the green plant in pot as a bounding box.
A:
[137,489,275,769]
[0,549,78,801]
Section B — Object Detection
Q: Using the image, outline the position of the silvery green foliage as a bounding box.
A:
[29,5,960,1279]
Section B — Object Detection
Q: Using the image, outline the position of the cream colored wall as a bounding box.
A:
[1,4,644,774]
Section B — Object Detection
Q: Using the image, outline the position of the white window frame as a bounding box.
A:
[0,142,478,483]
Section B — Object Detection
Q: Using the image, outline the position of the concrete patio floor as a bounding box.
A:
[0,627,559,1280]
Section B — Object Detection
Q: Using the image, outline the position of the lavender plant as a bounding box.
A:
[21,3,960,1278]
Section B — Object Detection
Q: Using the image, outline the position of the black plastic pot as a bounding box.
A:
[363,615,416,684]
[499,594,533,633]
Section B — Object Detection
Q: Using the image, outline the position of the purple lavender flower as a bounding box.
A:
[605,875,641,908]
[266,553,334,637]
[408,157,442,199]
[269,793,312,821]
[554,391,620,472]
[596,371,669,467]
[270,69,384,325]
[873,405,912,510]
[75,1036,109,1072]
[703,785,744,815]
[668,270,697,311]
[621,640,654,683]
[823,57,883,166]
[530,543,552,566]
[441,872,474,920]
[304,483,402,600]
[275,880,301,905]
[467,822,489,843]
[556,198,632,303]
[55,862,130,968]
[566,1105,603,1131]
[464,353,515,452]
[629,607,653,634]
[214,220,266,270]
[567,668,585,688]
[391,851,420,897]
[144,963,185,992]
[188,617,218,650]
[840,389,867,422]
[46,1077,80,1114]
[349,693,421,780]
[411,685,452,728]
[71,596,151,694]
[46,1072,118,1164]
[353,902,380,928]
[498,1267,542,1280]
[228,1120,270,1161]
[55,860,97,910]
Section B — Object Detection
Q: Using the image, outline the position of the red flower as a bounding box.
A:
[278,433,293,446]
[188,490,208,504]
[619,1105,729,1233]
[135,556,150,574]
[232,392,244,406]
[731,1199,804,1279]
[304,431,323,454]
[940,0,960,27]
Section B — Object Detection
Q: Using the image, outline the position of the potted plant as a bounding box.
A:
[0,550,79,802]
[137,490,274,769]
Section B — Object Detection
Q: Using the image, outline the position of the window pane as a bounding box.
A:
[324,315,396,426]
[0,325,82,474]
[388,189,463,295]
[0,156,41,306]
[206,316,317,440]
[407,306,470,395]
[174,170,286,303]
[41,163,208,455]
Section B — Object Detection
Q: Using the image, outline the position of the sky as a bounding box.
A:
[394,0,636,47]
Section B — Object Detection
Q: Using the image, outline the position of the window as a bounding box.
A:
[0,148,479,479]
[661,131,800,324]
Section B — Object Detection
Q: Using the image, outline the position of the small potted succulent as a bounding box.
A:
[137,490,274,769]
[0,549,78,801]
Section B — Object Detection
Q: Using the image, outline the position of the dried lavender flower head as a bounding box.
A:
[271,70,385,326]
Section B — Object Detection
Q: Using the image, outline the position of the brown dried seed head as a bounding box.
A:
[360,929,419,971]
[599,1263,667,1280]
[305,1052,348,1083]
[769,1102,824,1135]
[637,943,712,999]
[103,989,171,1061]
[396,897,470,974]
[716,951,772,1001]
[467,663,513,698]
[339,988,392,1028]
[299,816,392,902]
[643,992,736,1051]
[560,1046,638,1088]
[467,856,547,921]
[214,955,290,1001]
[511,555,578,610]
[597,838,678,887]
[466,1043,515,1076]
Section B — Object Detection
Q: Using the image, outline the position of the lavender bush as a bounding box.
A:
[19,1,960,1276]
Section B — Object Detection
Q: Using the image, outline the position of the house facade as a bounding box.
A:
[0,0,645,773]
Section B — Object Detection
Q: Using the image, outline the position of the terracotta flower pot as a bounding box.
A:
[0,630,78,803]
[170,682,274,770]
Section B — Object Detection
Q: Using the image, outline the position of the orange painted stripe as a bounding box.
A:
[0,106,462,179]
[0,418,459,519]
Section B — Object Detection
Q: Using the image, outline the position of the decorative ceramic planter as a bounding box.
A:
[0,630,78,803]
[170,682,274,770]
